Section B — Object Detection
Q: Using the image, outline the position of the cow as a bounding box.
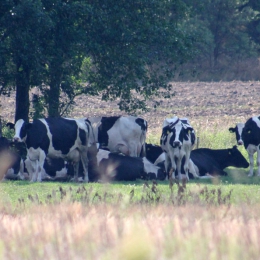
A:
[87,116,147,157]
[0,137,28,180]
[145,143,164,164]
[189,146,249,178]
[96,149,165,181]
[24,157,73,181]
[229,123,245,145]
[153,146,249,178]
[240,115,260,177]
[8,117,93,182]
[160,117,195,180]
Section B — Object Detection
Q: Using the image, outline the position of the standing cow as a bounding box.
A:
[240,115,260,177]
[229,120,259,177]
[9,117,93,182]
[88,116,147,157]
[160,117,196,180]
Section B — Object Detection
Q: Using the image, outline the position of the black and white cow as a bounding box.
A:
[0,137,27,180]
[96,149,165,181]
[240,115,260,177]
[9,117,93,182]
[229,123,245,146]
[88,116,147,157]
[160,117,196,180]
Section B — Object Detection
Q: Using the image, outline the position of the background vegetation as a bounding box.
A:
[0,0,260,122]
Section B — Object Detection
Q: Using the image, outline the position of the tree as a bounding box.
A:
[182,0,258,79]
[240,0,260,52]
[1,0,196,120]
[0,0,51,122]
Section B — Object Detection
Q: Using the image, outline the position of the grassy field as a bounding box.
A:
[1,123,260,259]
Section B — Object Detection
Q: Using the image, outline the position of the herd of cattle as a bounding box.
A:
[1,114,260,183]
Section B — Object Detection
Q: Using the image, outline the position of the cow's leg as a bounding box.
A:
[25,158,33,180]
[128,142,140,157]
[30,160,38,182]
[80,150,89,182]
[176,157,182,180]
[188,159,199,178]
[183,151,191,181]
[36,150,46,182]
[17,159,25,180]
[169,154,177,180]
[164,153,171,180]
[257,148,260,176]
[73,161,80,182]
[248,151,255,177]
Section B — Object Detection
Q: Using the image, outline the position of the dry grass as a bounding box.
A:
[0,202,260,259]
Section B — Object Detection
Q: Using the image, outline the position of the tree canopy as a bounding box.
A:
[0,0,259,121]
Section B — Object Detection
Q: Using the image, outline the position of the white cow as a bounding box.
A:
[88,116,147,157]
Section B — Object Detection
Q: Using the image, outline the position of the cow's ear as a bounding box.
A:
[229,127,235,133]
[6,122,15,129]
[186,127,194,133]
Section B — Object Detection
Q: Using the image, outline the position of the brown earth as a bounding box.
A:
[1,81,260,135]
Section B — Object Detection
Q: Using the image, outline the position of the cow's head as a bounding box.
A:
[169,121,194,148]
[13,119,32,142]
[227,145,249,168]
[229,123,244,145]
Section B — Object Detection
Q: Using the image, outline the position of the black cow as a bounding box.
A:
[241,115,260,177]
[189,146,249,178]
[145,143,164,164]
[9,117,93,182]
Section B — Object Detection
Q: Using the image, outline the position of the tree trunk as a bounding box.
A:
[15,65,30,122]
[48,72,61,117]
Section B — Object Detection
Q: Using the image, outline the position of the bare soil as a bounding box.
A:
[1,81,260,134]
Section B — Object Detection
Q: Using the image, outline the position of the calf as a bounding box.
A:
[241,115,260,176]
[160,117,195,180]
[9,117,92,182]
[88,116,147,157]
[96,149,165,181]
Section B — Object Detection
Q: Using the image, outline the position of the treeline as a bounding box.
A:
[0,0,259,121]
[180,0,260,81]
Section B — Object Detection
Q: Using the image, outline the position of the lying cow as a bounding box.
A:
[154,146,249,178]
[88,116,147,157]
[160,117,195,180]
[44,149,165,182]
[96,150,165,181]
[145,143,163,164]
[8,117,93,182]
[190,146,249,178]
